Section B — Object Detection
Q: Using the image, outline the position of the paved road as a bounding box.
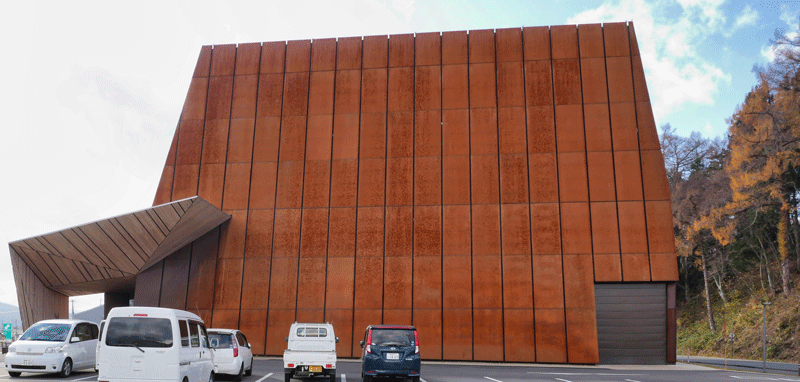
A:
[1,358,799,382]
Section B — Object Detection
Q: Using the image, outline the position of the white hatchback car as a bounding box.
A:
[5,319,99,378]
[207,329,253,380]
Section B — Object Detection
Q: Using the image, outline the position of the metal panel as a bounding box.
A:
[595,283,666,364]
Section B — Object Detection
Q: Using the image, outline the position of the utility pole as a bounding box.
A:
[762,301,773,373]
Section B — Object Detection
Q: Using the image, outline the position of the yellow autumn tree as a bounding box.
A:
[724,39,800,295]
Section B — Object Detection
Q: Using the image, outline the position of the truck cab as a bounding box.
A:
[283,323,338,382]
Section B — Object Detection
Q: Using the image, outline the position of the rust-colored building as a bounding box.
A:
[9,22,678,364]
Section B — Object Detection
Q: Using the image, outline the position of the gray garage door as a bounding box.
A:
[595,283,667,364]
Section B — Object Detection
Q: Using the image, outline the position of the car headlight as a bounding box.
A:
[45,346,64,353]
[8,345,15,353]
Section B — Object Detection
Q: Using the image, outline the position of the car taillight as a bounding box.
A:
[133,314,147,317]
[233,340,239,357]
[366,329,373,354]
[288,363,295,368]
[326,364,333,368]
[414,330,419,354]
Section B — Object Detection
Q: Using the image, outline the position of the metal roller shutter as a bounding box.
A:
[595,283,667,364]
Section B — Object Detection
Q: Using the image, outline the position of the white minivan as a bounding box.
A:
[97,307,215,382]
[5,319,99,378]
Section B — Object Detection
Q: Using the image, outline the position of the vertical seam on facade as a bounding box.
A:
[466,30,475,361]
[411,34,417,327]
[576,28,597,284]
[519,26,538,356]
[217,43,238,321]
[191,45,214,201]
[294,41,314,323]
[626,23,654,280]
[548,26,570,362]
[381,35,389,325]
[602,25,624,281]
[492,29,507,362]
[323,38,340,322]
[350,37,365,357]
[205,46,220,327]
[208,226,221,327]
[220,47,237,217]
[437,31,445,360]
[238,41,265,328]
[264,41,289,349]
[157,256,165,306]
[184,241,193,311]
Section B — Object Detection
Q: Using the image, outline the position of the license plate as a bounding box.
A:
[386,353,400,360]
[310,365,322,373]
[23,360,32,366]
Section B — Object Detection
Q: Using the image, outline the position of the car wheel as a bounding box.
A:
[235,363,244,381]
[244,358,253,376]
[59,358,73,378]
[285,372,292,382]
[411,377,420,382]
[8,371,21,378]
[208,372,215,382]
[329,369,336,382]
[363,375,371,382]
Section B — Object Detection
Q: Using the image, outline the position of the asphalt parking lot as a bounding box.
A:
[1,357,798,382]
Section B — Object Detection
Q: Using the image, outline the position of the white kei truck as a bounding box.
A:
[283,322,338,382]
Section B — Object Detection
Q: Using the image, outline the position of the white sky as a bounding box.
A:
[1,0,797,314]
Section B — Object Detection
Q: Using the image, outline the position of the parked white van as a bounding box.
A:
[4,319,99,378]
[97,307,215,382]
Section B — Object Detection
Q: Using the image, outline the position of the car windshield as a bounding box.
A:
[19,323,71,341]
[105,317,173,348]
[296,327,327,337]
[208,332,232,349]
[371,329,414,346]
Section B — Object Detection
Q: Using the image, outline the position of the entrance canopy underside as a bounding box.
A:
[9,197,230,297]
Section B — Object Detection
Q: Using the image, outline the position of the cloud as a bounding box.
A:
[676,0,727,29]
[391,0,416,22]
[779,4,799,39]
[779,4,799,28]
[762,5,800,63]
[568,0,731,125]
[761,44,776,62]
[733,4,759,30]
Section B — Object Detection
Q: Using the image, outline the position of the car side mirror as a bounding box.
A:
[286,337,289,342]
[335,337,339,343]
[359,341,364,348]
[70,337,80,343]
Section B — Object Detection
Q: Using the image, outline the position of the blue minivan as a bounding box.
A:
[359,325,420,382]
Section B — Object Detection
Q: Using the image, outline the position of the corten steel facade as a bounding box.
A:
[9,22,679,364]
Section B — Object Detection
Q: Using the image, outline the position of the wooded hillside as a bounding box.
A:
[669,25,800,361]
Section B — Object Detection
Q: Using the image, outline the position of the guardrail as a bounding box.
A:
[680,354,799,375]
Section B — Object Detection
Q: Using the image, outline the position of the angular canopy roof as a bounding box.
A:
[8,197,230,296]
